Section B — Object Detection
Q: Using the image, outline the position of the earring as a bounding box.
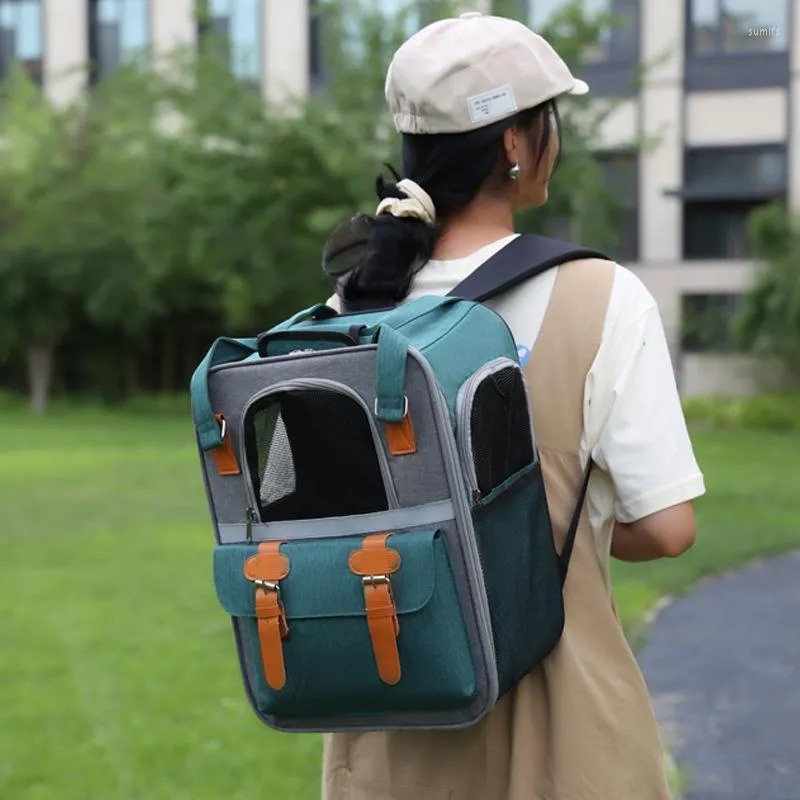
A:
[508,163,521,181]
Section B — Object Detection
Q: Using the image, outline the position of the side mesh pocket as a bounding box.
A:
[456,358,535,501]
[243,383,393,521]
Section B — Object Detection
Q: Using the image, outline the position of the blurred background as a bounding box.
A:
[0,1,798,798]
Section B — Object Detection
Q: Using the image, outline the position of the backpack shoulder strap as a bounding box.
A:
[448,233,610,302]
[449,233,612,585]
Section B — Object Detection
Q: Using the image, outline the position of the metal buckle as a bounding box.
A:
[361,574,390,586]
[252,579,279,592]
[373,395,409,419]
[218,415,227,441]
[250,578,289,637]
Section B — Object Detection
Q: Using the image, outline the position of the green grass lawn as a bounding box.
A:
[1,406,799,800]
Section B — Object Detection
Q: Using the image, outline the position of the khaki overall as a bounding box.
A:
[322,259,672,800]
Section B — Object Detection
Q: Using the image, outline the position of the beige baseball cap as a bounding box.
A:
[385,10,588,135]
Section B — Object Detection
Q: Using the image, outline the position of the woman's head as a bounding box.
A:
[330,11,587,310]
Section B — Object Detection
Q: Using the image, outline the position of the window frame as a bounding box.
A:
[680,143,787,260]
[0,0,45,86]
[87,0,151,84]
[524,0,641,97]
[308,0,433,92]
[197,0,263,87]
[684,0,791,91]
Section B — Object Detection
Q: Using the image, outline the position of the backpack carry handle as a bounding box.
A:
[372,323,411,424]
[191,336,259,451]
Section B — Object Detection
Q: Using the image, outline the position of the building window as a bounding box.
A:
[198,0,262,85]
[310,0,432,88]
[88,0,149,81]
[309,0,322,86]
[680,293,743,353]
[0,0,43,85]
[688,0,788,54]
[528,0,639,62]
[597,150,639,262]
[685,0,789,90]
[681,145,786,260]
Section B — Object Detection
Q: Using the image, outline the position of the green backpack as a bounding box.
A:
[190,234,607,732]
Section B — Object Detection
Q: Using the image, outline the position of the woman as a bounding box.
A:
[322,12,704,800]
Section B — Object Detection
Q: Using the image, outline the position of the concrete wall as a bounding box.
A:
[685,89,787,146]
[680,354,788,397]
[639,0,683,264]
[43,0,87,106]
[791,0,800,209]
[264,0,308,107]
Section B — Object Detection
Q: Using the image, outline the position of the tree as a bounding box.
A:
[0,64,84,413]
[736,202,800,383]
[0,55,171,411]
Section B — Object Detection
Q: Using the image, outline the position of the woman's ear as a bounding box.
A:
[502,127,518,169]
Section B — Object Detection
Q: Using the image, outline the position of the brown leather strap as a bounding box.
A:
[211,413,241,476]
[385,413,417,456]
[244,541,290,691]
[348,533,402,685]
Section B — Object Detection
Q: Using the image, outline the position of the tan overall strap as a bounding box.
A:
[525,258,616,453]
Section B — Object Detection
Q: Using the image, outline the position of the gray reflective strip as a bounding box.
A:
[218,499,455,543]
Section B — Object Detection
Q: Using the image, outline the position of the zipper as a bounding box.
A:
[238,378,400,520]
[454,356,520,502]
[245,506,259,543]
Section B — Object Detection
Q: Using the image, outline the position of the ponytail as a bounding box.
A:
[331,99,561,310]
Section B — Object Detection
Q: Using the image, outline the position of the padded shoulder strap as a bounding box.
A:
[450,233,611,584]
[448,233,610,302]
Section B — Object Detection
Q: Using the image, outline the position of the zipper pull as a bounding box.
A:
[245,506,259,543]
[472,489,482,506]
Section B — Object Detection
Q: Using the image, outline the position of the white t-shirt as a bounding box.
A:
[406,234,706,576]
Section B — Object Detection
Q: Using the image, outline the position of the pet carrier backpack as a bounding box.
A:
[190,234,608,733]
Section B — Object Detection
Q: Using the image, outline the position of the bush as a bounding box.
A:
[682,394,800,431]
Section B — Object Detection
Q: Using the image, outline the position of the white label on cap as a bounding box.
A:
[467,85,518,124]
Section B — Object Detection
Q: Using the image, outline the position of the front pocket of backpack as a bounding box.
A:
[212,527,477,719]
[454,357,536,505]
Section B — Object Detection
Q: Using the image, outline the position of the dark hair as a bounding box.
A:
[334,99,561,310]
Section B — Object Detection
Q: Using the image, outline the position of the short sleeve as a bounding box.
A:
[590,294,706,523]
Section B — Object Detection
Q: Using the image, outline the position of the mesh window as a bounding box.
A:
[469,366,534,497]
[244,389,389,521]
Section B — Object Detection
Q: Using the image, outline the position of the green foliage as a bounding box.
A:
[0,64,80,355]
[0,0,653,405]
[736,202,800,380]
[682,393,800,431]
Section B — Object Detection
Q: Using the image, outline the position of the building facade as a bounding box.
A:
[2,0,797,395]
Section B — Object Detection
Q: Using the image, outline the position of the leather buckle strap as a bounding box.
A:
[243,542,290,691]
[211,413,241,476]
[348,533,402,685]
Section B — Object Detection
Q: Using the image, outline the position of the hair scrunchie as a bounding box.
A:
[375,178,436,226]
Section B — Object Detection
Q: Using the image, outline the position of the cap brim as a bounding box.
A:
[569,78,589,95]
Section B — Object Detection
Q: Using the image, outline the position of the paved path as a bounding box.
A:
[637,551,800,800]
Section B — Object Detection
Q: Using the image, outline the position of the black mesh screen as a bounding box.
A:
[469,366,534,496]
[243,389,389,521]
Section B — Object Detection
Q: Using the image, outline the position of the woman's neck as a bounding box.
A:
[431,196,516,260]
